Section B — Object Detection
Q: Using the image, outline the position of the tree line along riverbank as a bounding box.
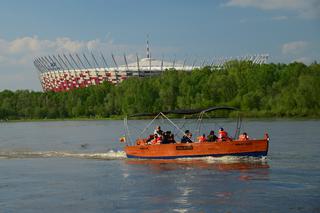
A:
[0,61,320,120]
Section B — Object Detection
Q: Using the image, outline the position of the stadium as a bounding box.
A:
[33,40,269,92]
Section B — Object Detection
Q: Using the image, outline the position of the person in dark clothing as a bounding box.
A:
[162,131,170,144]
[181,130,193,143]
[207,130,218,142]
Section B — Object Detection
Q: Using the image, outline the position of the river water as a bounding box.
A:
[0,119,319,212]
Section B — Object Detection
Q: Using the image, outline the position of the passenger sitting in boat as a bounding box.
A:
[161,131,170,144]
[168,132,175,143]
[181,130,193,143]
[161,131,175,144]
[152,134,162,144]
[146,134,154,144]
[197,134,207,143]
[218,127,229,141]
[207,130,218,142]
[154,126,163,137]
[239,132,249,141]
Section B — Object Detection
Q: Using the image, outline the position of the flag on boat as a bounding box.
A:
[120,136,126,143]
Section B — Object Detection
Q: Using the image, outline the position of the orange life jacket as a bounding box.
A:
[239,134,248,141]
[152,136,162,144]
[198,135,206,143]
[219,130,228,139]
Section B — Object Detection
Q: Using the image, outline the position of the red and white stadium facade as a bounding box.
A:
[34,51,268,92]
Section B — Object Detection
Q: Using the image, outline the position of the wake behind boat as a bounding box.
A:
[122,107,269,159]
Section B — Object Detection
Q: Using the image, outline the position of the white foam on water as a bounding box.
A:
[176,155,268,163]
[0,150,127,160]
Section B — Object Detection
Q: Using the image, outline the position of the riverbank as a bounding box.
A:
[2,114,320,123]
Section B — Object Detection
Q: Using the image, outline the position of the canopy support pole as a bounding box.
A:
[124,116,133,146]
[138,112,162,138]
[160,112,186,136]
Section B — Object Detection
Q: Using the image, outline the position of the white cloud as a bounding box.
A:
[224,0,320,19]
[282,41,308,55]
[293,56,313,64]
[0,36,178,90]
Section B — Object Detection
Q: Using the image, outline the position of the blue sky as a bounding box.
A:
[0,0,319,90]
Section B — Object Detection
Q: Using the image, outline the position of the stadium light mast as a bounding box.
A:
[161,54,164,71]
[136,53,140,76]
[124,53,129,79]
[146,34,150,59]
[123,53,129,71]
[172,55,176,69]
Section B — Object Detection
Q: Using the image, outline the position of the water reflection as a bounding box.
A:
[124,158,270,173]
[122,158,270,211]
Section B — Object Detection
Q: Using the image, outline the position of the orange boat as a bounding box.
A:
[122,106,269,159]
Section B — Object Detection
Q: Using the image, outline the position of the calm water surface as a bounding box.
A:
[0,119,319,213]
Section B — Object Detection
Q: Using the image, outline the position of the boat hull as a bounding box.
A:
[125,139,268,159]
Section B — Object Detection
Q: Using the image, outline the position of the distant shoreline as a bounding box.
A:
[2,114,320,123]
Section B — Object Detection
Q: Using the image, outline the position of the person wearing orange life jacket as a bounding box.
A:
[151,134,162,144]
[239,132,249,141]
[218,127,228,141]
[197,134,207,143]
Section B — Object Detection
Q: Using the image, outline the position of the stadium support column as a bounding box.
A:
[50,55,63,89]
[172,55,176,69]
[124,53,129,76]
[34,59,45,73]
[182,56,187,70]
[34,60,45,91]
[210,57,216,68]
[192,58,197,70]
[91,53,100,75]
[149,54,151,72]
[64,54,80,87]
[111,54,120,83]
[101,52,114,83]
[201,59,206,68]
[43,56,58,90]
[37,57,49,72]
[69,53,82,87]
[58,54,71,90]
[70,54,81,70]
[83,53,93,85]
[136,53,140,77]
[57,55,70,71]
[75,54,89,88]
[161,55,164,72]
[146,34,150,59]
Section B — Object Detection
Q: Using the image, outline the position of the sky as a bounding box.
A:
[0,0,319,91]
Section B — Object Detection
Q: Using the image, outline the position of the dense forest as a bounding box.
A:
[0,61,320,120]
